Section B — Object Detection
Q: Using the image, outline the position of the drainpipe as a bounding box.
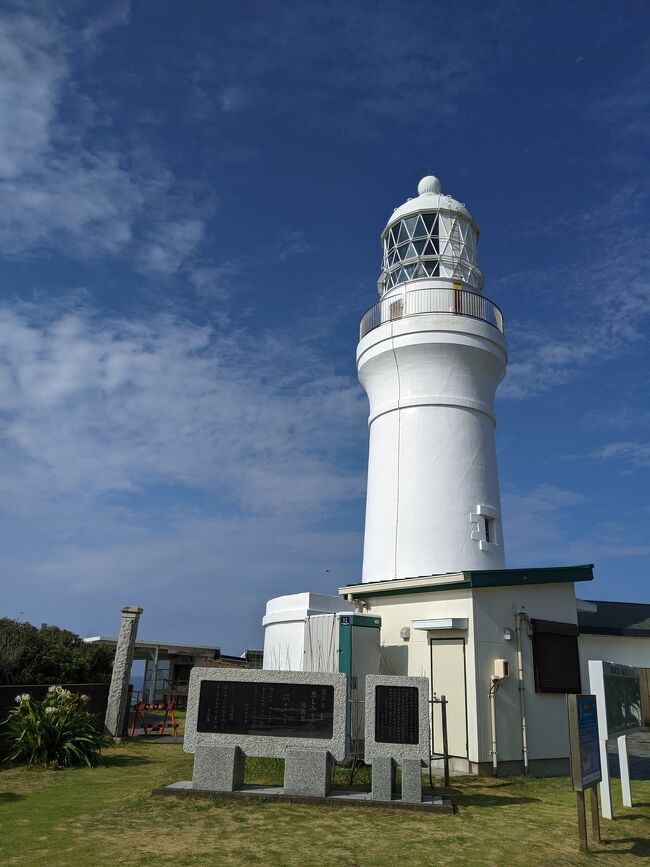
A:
[489,675,499,776]
[515,611,529,774]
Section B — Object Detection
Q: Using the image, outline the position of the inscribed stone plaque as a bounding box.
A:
[364,675,429,763]
[375,685,419,744]
[184,668,347,761]
[197,680,334,739]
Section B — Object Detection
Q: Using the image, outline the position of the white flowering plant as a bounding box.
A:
[1,686,107,767]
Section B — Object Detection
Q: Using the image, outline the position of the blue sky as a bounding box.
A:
[0,1,648,652]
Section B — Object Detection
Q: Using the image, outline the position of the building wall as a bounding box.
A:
[363,580,581,772]
[361,589,478,761]
[471,583,578,766]
[262,620,306,671]
[579,633,650,689]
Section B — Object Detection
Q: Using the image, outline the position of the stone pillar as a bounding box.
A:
[284,750,333,797]
[193,745,246,791]
[104,606,143,739]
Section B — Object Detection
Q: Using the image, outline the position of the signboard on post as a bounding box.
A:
[588,660,642,820]
[567,694,602,853]
[601,662,643,736]
[568,694,602,791]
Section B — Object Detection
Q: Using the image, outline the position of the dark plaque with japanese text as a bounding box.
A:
[375,685,419,744]
[197,680,334,739]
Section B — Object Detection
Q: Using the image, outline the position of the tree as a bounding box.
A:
[0,619,113,685]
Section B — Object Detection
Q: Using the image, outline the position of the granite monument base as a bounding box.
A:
[400,759,424,803]
[371,756,396,801]
[192,744,245,792]
[284,749,333,797]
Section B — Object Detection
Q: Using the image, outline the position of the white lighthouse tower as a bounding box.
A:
[358,175,507,582]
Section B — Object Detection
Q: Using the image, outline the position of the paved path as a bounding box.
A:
[607,730,650,780]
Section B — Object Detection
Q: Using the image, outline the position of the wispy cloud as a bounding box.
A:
[0,303,365,510]
[0,296,367,641]
[587,441,650,469]
[192,1,525,135]
[499,187,650,400]
[502,483,650,568]
[218,86,248,113]
[0,5,210,278]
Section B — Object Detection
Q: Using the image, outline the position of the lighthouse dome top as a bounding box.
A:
[418,175,441,195]
[386,175,475,228]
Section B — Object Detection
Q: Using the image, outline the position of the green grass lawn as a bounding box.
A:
[1,740,649,866]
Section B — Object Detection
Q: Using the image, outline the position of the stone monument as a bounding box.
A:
[104,606,143,739]
[184,668,347,797]
[364,674,430,803]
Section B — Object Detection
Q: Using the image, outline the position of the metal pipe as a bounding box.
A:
[489,675,499,776]
[515,611,529,774]
[440,695,450,788]
[428,639,435,791]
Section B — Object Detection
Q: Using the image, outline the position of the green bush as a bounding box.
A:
[0,618,113,685]
[1,686,108,768]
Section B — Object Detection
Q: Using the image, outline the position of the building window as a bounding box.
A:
[531,619,581,694]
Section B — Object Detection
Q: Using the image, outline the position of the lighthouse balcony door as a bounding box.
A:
[429,637,469,762]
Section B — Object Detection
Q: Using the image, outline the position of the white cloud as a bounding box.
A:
[218,86,248,113]
[0,304,365,510]
[0,5,209,277]
[138,218,206,277]
[0,8,68,179]
[589,441,650,469]
[499,187,650,400]
[0,298,368,645]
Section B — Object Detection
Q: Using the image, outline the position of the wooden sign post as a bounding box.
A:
[567,694,602,852]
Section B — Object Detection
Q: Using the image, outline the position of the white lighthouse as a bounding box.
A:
[358,175,507,582]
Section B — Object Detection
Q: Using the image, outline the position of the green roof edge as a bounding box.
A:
[343,565,594,599]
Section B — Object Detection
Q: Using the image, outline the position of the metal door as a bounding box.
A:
[429,637,469,759]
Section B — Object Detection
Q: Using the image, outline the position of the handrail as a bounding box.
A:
[359,287,504,339]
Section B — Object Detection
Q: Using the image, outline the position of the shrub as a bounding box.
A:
[0,618,113,685]
[1,686,108,768]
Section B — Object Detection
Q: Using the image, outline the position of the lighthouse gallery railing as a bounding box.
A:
[359,287,504,339]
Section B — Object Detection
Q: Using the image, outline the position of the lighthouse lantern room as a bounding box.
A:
[358,175,507,582]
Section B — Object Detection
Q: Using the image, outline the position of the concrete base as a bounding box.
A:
[371,757,396,801]
[430,755,571,777]
[192,745,245,791]
[371,758,425,803]
[401,759,424,803]
[157,781,453,813]
[284,750,332,797]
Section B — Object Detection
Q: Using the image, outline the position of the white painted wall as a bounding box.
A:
[472,583,578,764]
[579,633,650,688]
[360,581,582,769]
[262,593,353,671]
[358,588,479,761]
[358,314,507,581]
